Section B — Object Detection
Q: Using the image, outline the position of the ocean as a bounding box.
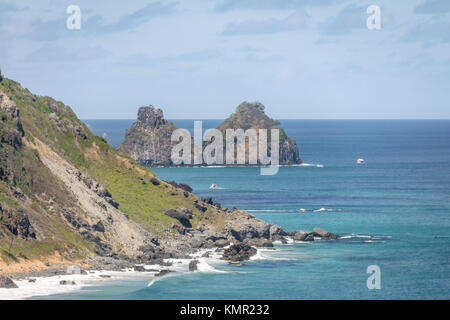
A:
[39,119,450,299]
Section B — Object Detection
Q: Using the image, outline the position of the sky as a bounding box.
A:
[0,0,449,119]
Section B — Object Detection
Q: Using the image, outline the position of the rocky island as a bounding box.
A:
[118,101,302,166]
[118,106,179,166]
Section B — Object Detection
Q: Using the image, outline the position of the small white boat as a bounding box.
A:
[357,158,365,164]
[209,184,217,189]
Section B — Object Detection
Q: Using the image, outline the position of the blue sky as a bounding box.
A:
[0,0,449,119]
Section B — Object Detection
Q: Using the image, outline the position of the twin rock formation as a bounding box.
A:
[119,102,302,167]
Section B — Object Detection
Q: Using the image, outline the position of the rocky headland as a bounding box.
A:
[0,70,337,290]
[216,101,302,165]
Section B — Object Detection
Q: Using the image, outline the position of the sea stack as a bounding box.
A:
[216,101,302,165]
[119,102,302,166]
[118,106,179,166]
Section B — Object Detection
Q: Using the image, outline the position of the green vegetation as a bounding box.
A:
[87,148,207,234]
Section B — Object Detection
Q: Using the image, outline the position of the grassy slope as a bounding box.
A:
[0,74,222,264]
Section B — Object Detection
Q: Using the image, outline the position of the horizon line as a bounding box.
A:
[81,118,450,121]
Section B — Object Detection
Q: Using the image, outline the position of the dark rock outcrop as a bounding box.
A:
[313,227,340,240]
[226,210,286,243]
[118,106,179,166]
[216,102,302,165]
[0,204,36,239]
[188,260,198,271]
[167,181,192,193]
[193,200,207,213]
[293,230,316,241]
[291,228,340,241]
[0,276,18,288]
[150,177,160,186]
[222,243,257,261]
[164,208,193,228]
[92,221,105,233]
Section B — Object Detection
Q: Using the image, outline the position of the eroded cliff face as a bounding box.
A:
[118,106,178,166]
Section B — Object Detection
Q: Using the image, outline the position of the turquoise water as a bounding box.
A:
[43,120,450,299]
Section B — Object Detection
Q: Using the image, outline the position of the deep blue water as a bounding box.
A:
[48,119,450,299]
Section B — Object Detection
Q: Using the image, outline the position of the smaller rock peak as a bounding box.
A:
[136,105,167,128]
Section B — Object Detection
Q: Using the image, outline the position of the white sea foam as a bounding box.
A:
[340,234,372,239]
[250,248,304,261]
[340,234,392,241]
[196,260,227,273]
[0,269,151,300]
[164,249,229,275]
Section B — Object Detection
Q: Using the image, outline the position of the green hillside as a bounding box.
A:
[0,70,223,265]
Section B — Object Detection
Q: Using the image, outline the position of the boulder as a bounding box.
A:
[227,218,270,241]
[193,200,207,213]
[150,177,160,186]
[293,230,316,242]
[168,181,192,193]
[92,221,105,232]
[269,224,288,240]
[59,280,76,285]
[134,265,146,272]
[0,276,18,288]
[222,243,257,262]
[188,260,198,272]
[164,208,193,228]
[313,227,340,240]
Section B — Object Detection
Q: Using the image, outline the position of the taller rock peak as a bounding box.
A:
[136,106,168,129]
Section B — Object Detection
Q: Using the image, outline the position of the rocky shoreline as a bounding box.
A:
[1,218,339,288]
